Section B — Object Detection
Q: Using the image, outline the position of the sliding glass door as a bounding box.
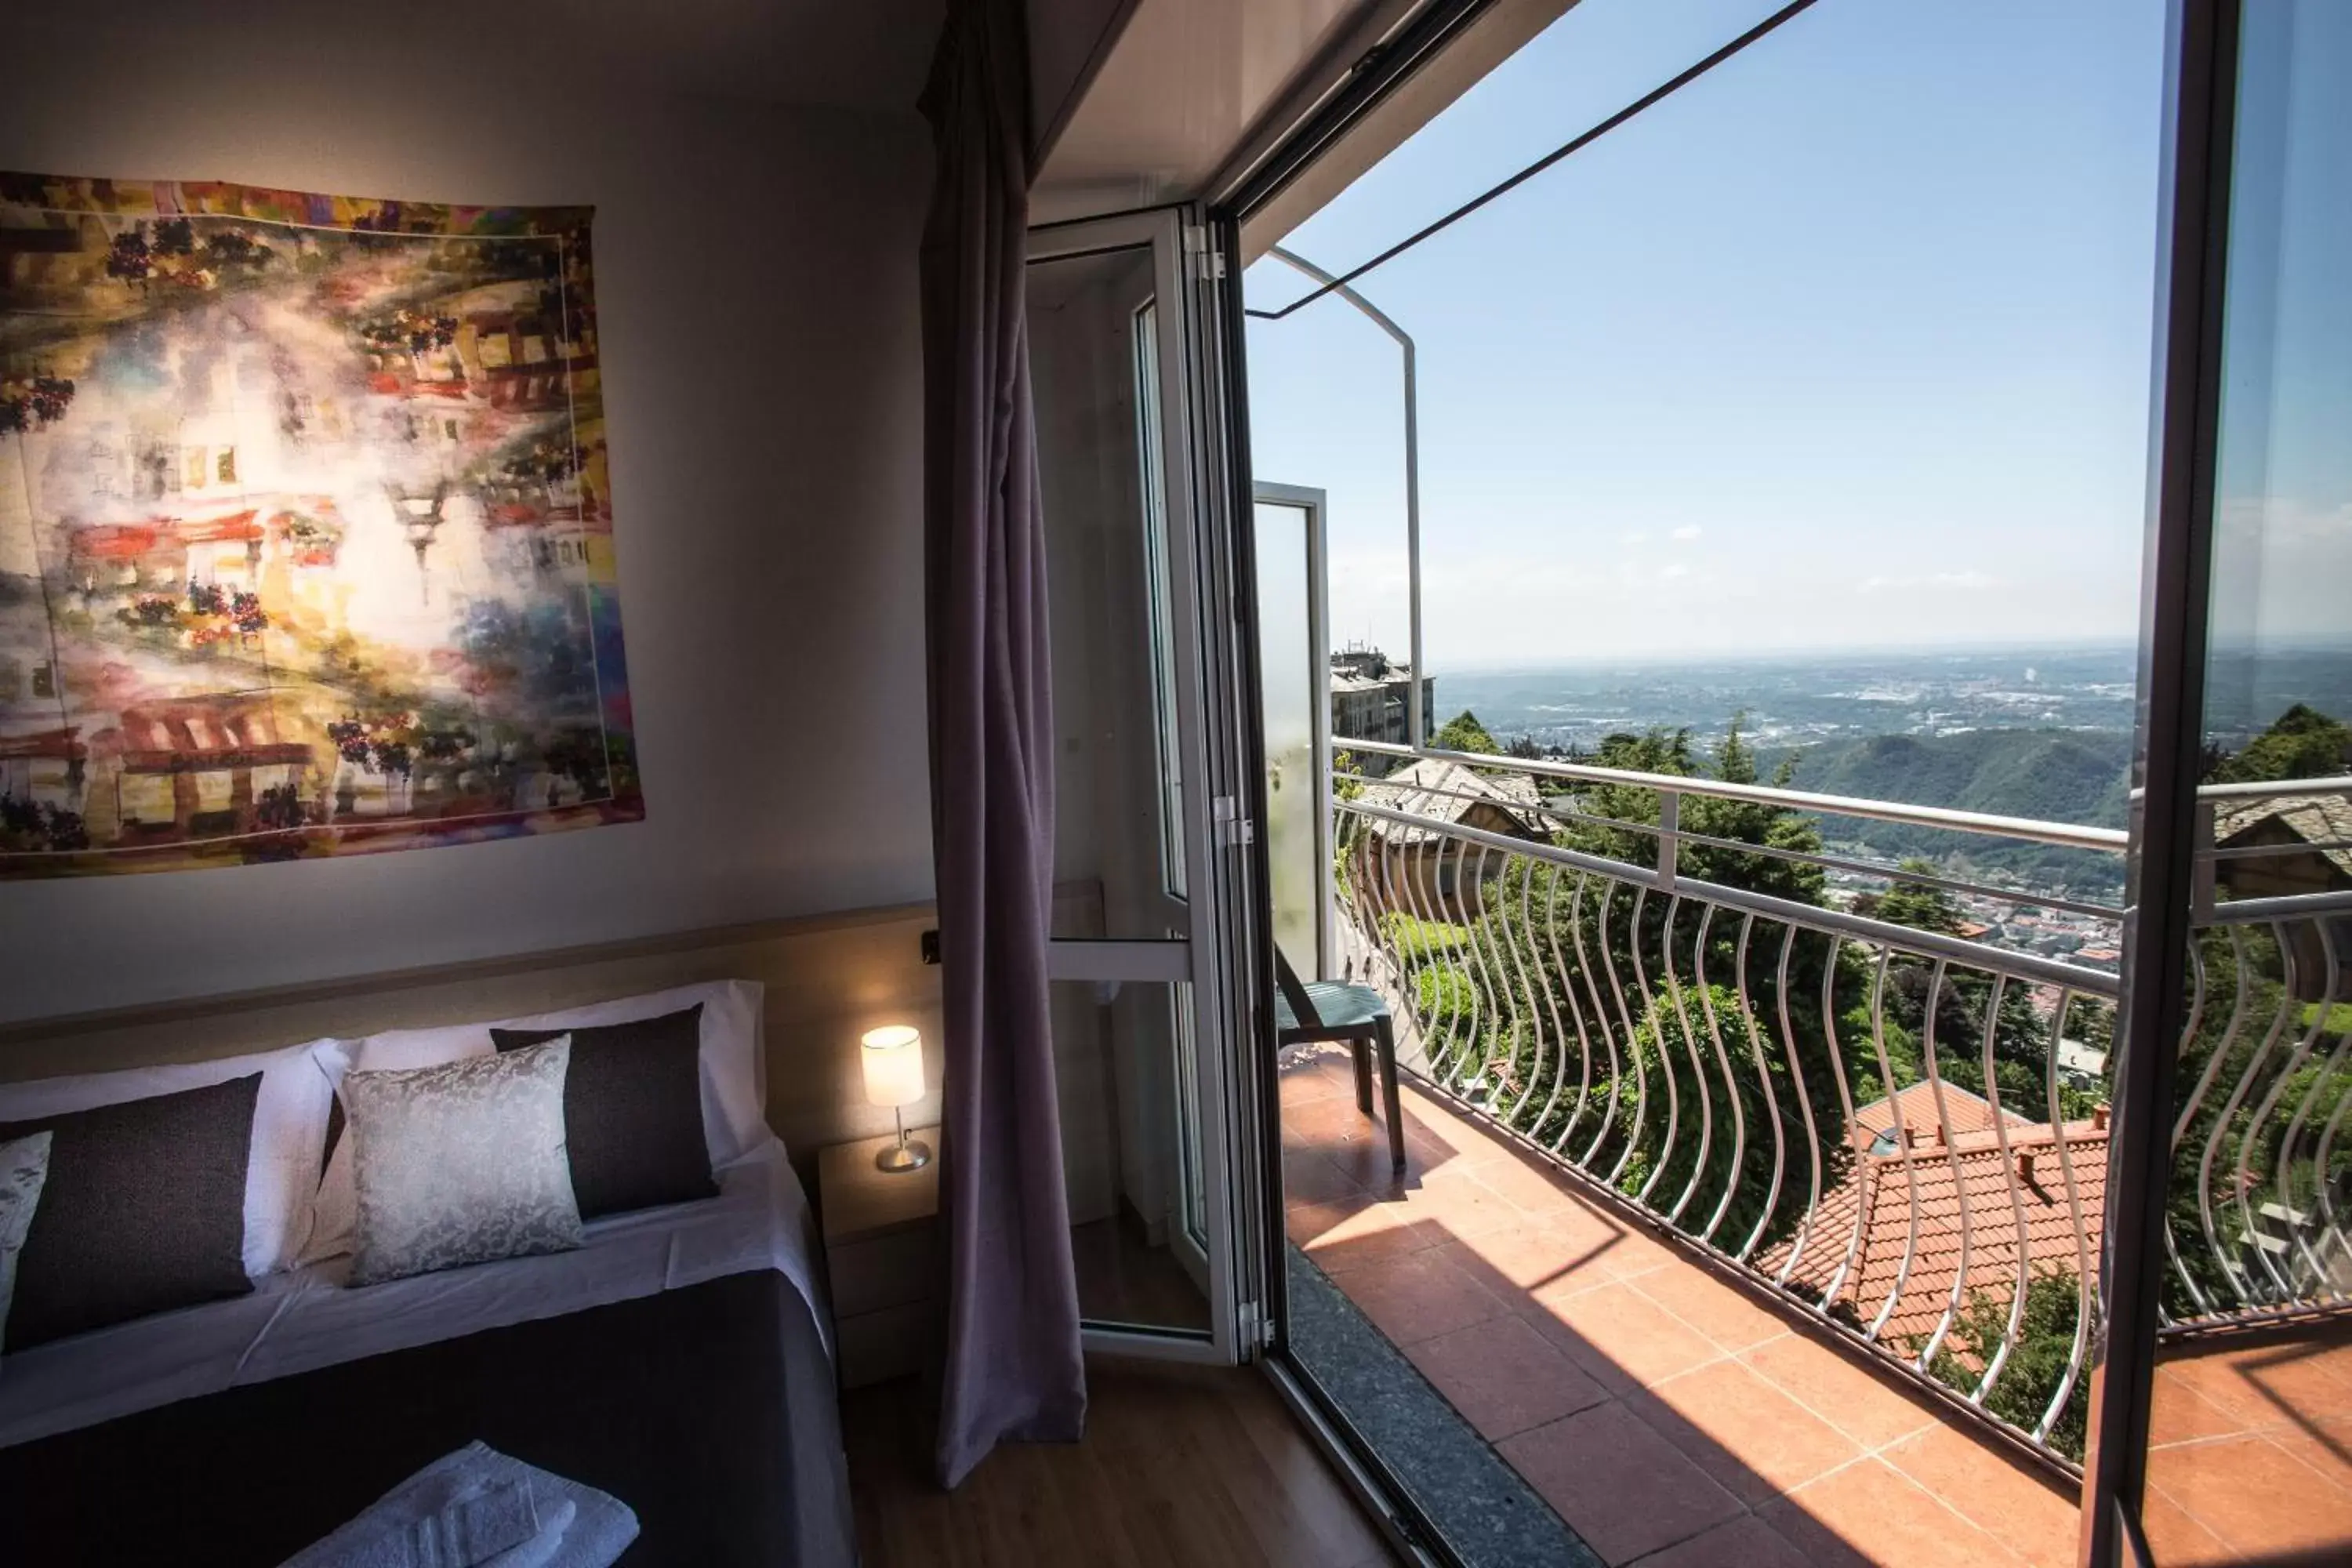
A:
[2092,3,2352,1561]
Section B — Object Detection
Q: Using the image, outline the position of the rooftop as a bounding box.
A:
[1356,757,1551,844]
[2215,793,2352,880]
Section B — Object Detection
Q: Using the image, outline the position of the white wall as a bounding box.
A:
[0,18,936,1023]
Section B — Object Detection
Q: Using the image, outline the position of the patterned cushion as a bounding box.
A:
[0,1131,53,1352]
[343,1037,583,1288]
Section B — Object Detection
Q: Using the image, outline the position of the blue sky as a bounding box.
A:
[1244,0,2172,670]
[2207,0,2352,655]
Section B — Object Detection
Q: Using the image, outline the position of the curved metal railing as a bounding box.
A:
[1319,744,2352,1462]
[2161,890,2352,1331]
[1334,794,2118,1464]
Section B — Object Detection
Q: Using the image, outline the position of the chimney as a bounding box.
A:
[2093,1104,2111,1131]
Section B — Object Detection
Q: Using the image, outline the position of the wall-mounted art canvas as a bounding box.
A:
[0,173,639,878]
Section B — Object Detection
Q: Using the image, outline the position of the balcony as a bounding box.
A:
[1278,740,2352,1564]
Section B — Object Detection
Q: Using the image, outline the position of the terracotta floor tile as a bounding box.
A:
[1432,1221,1594,1296]
[1283,1093,1394,1154]
[1406,1312,1610,1441]
[1397,1085,1501,1158]
[1880,1423,2079,1568]
[2151,1340,2352,1437]
[1635,1360,1864,1504]
[1316,1127,1419,1189]
[2267,1421,2352,1496]
[1628,1260,1798,1354]
[1385,1163,1528,1241]
[1497,1402,1745,1565]
[1277,1052,1357,1108]
[1626,1514,1819,1568]
[2142,1433,2352,1560]
[2140,1482,2236,1568]
[1283,1151,1366,1210]
[1333,1246,1510,1348]
[1525,1278,1728,1393]
[1563,1210,1683,1283]
[1291,1195,1445,1274]
[2148,1367,2263,1448]
[1761,1458,2027,1568]
[1740,1329,1942,1450]
[1465,1145,1581,1212]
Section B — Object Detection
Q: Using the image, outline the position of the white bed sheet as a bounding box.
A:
[0,1138,824,1450]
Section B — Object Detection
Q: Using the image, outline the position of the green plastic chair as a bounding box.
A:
[1273,948,1405,1173]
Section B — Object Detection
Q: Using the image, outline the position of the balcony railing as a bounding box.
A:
[1323,742,2352,1470]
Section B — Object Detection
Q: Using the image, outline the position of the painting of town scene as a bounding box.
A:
[0,172,638,878]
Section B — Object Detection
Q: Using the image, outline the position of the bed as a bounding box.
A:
[0,985,858,1568]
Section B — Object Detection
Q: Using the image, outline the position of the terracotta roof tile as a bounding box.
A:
[1759,1117,2106,1353]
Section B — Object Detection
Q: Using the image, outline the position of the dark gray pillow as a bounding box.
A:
[492,1004,715,1220]
[0,1073,260,1350]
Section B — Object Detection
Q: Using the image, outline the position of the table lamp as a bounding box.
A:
[860,1025,931,1173]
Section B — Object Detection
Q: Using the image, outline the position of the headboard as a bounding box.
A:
[0,903,944,1182]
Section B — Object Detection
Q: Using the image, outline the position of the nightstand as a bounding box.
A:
[818,1127,942,1389]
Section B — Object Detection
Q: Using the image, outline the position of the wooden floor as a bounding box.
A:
[842,1357,1396,1566]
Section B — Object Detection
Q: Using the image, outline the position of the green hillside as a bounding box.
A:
[1762,729,2132,898]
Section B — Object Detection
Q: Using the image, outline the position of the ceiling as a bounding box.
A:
[1031,0,1391,226]
[15,0,948,115]
[1027,0,1571,243]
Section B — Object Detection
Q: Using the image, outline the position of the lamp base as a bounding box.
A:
[875,1138,932,1174]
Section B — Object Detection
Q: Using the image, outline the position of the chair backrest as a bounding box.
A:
[1272,946,1322,1033]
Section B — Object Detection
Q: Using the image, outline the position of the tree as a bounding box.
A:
[1857,859,1965,935]
[2206,703,2352,785]
[1559,716,1827,909]
[1918,1269,2089,1460]
[1432,710,1497,755]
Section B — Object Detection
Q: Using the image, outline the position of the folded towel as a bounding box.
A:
[282,1443,639,1568]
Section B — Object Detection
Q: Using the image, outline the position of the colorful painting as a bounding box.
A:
[0,172,639,878]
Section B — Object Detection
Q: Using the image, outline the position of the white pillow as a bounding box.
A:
[0,1039,336,1277]
[304,979,766,1263]
[1,1131,54,1352]
[343,1036,583,1287]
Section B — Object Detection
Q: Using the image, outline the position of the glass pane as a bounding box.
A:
[1051,975,1213,1334]
[1030,248,1192,940]
[1257,499,1322,979]
[1134,304,1187,901]
[2148,5,2352,1559]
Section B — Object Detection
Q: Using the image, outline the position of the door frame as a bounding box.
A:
[1029,206,1258,1365]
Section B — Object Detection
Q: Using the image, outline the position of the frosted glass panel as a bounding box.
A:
[1256,500,1322,979]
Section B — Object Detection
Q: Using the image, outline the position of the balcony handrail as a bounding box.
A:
[2183,772,2352,803]
[1349,742,2352,858]
[1335,768,2130,921]
[1346,737,2132,853]
[2199,887,2352,926]
[1342,797,2124,999]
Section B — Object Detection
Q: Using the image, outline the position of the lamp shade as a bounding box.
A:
[860,1025,926,1109]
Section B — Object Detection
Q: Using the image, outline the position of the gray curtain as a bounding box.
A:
[918,0,1087,1490]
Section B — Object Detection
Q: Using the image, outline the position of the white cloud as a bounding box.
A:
[1671,524,1703,542]
[1660,561,1692,579]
